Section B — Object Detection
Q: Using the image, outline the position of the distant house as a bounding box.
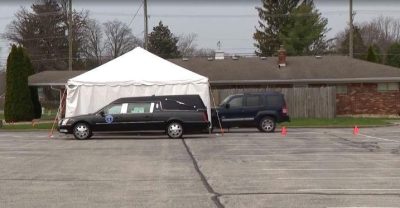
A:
[29,52,400,117]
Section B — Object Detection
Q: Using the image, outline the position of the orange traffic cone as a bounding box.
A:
[353,125,359,135]
[281,126,287,136]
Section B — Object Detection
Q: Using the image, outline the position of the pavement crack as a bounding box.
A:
[326,132,381,152]
[181,139,224,208]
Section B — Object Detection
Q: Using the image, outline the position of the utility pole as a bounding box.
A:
[349,0,353,58]
[144,0,148,50]
[68,0,73,71]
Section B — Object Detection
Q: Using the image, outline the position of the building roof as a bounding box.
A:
[28,55,400,86]
[170,55,400,85]
[28,70,87,86]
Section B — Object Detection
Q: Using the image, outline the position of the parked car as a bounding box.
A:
[58,95,210,140]
[211,92,290,132]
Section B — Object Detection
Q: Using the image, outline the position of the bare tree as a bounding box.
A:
[177,33,198,57]
[193,48,215,57]
[359,16,400,61]
[103,20,141,58]
[82,18,103,67]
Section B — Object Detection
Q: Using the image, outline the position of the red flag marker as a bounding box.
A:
[353,125,359,135]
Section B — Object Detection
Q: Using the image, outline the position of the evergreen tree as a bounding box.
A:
[386,42,400,68]
[279,2,329,55]
[253,0,301,56]
[23,49,42,119]
[366,45,380,63]
[4,45,34,122]
[147,21,180,59]
[5,0,88,72]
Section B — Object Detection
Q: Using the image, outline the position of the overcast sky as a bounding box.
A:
[1,0,400,68]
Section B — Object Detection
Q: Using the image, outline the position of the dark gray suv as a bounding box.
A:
[211,92,290,132]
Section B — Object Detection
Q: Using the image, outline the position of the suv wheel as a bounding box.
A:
[73,123,92,140]
[167,122,183,138]
[258,116,276,133]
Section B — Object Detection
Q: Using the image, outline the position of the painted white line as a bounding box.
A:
[254,159,400,163]
[212,153,395,157]
[277,177,400,180]
[358,133,399,142]
[299,189,400,191]
[228,148,363,151]
[327,207,399,208]
[263,168,400,171]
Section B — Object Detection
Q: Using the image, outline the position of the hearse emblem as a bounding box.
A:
[105,115,114,123]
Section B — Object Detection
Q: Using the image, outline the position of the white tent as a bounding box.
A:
[66,47,211,120]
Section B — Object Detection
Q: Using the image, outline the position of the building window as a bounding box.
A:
[377,83,399,92]
[336,85,348,94]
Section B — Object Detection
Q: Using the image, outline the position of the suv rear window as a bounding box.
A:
[266,95,283,107]
[246,95,263,107]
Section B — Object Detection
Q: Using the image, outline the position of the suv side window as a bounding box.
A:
[127,102,153,114]
[228,96,244,108]
[266,95,282,107]
[245,95,262,107]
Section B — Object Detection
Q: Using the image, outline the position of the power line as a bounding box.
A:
[127,1,144,28]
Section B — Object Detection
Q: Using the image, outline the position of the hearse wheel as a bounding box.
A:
[258,116,276,133]
[167,122,183,138]
[73,122,92,140]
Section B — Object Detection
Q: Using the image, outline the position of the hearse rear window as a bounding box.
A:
[127,102,152,113]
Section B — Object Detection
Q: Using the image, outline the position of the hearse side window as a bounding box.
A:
[246,95,262,107]
[228,96,244,108]
[105,104,123,114]
[127,102,153,114]
[266,95,282,107]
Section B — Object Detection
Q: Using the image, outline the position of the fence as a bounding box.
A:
[210,87,336,119]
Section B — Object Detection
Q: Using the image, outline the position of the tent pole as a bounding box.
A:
[209,86,224,136]
[48,88,67,138]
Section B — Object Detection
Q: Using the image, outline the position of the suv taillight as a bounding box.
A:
[282,103,288,115]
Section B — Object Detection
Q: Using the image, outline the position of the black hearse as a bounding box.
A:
[58,95,210,140]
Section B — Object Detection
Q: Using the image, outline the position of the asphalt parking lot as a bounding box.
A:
[0,126,400,208]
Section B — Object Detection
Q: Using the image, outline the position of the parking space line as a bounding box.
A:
[263,168,400,171]
[299,189,400,191]
[358,133,399,143]
[254,159,400,163]
[277,177,400,180]
[327,207,399,208]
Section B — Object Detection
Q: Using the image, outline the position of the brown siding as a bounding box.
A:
[336,83,400,115]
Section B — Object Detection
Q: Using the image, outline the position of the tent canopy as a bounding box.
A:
[69,47,208,86]
[66,47,211,120]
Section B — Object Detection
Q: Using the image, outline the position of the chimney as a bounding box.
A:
[215,51,224,60]
[278,45,286,67]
